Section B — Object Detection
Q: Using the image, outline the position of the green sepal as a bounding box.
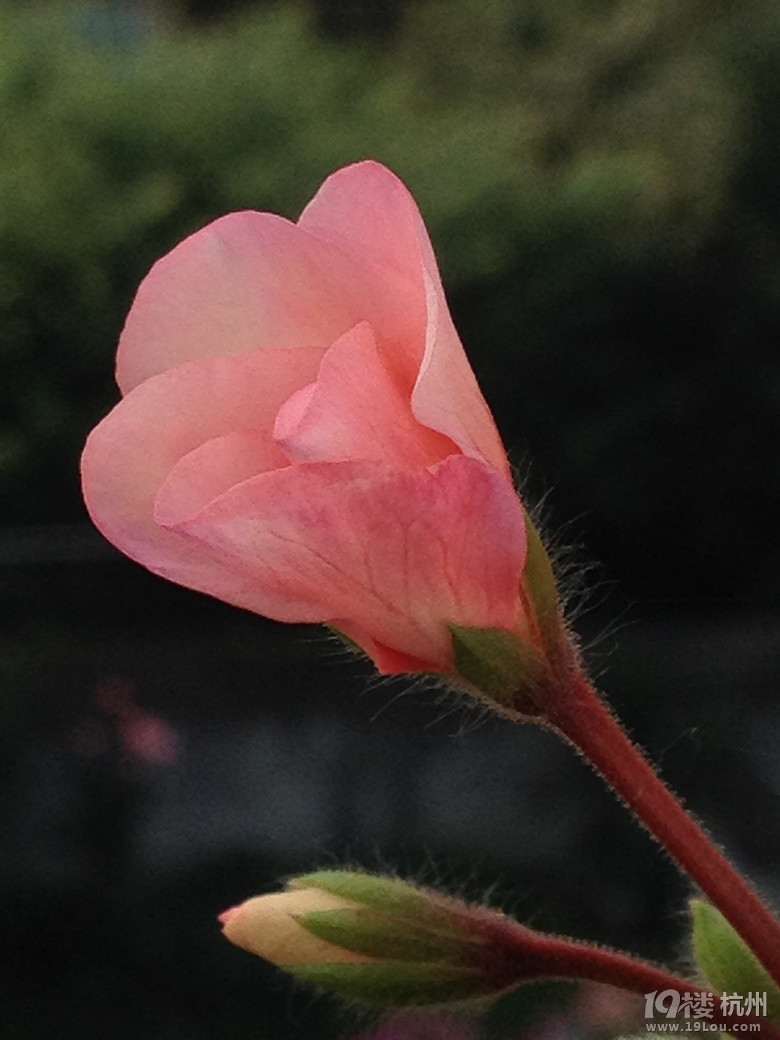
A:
[289,871,464,935]
[298,908,468,963]
[449,625,540,700]
[523,515,559,629]
[691,900,780,1024]
[286,961,487,1006]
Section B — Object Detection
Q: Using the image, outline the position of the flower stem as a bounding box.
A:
[541,671,780,987]
[488,920,780,1039]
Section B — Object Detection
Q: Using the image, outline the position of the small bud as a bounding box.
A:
[219,888,374,966]
[691,899,780,1023]
[219,870,584,1007]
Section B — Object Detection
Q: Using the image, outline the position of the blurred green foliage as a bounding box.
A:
[2,0,780,600]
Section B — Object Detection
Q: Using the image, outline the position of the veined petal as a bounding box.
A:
[81,347,326,618]
[274,322,455,468]
[164,455,528,670]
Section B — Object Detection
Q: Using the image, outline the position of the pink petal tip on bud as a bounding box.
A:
[218,905,242,928]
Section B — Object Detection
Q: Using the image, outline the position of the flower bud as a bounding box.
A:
[219,870,574,1007]
[219,888,373,966]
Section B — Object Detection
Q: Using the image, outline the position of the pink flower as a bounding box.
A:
[81,161,533,676]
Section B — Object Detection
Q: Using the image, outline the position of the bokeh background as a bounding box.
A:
[2,1,780,1037]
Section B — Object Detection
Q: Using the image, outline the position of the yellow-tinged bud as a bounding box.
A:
[219,870,663,1009]
[219,871,530,1006]
[219,888,374,966]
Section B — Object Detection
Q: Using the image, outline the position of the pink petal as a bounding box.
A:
[118,209,422,397]
[299,161,510,476]
[82,347,328,619]
[117,214,345,393]
[273,321,455,468]
[300,162,426,290]
[331,620,441,675]
[164,455,527,671]
[154,428,278,527]
[299,161,429,392]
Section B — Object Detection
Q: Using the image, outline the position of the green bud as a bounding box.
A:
[449,624,541,702]
[691,900,780,1024]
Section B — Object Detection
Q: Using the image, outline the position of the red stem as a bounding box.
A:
[499,925,780,1040]
[529,933,705,993]
[541,671,780,987]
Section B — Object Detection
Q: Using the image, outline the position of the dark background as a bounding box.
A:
[2,1,779,1037]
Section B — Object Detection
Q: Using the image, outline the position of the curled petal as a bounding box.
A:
[154,428,275,526]
[299,161,509,475]
[274,321,455,468]
[163,455,528,672]
[412,267,511,479]
[81,347,326,618]
[300,162,426,290]
[300,161,428,393]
